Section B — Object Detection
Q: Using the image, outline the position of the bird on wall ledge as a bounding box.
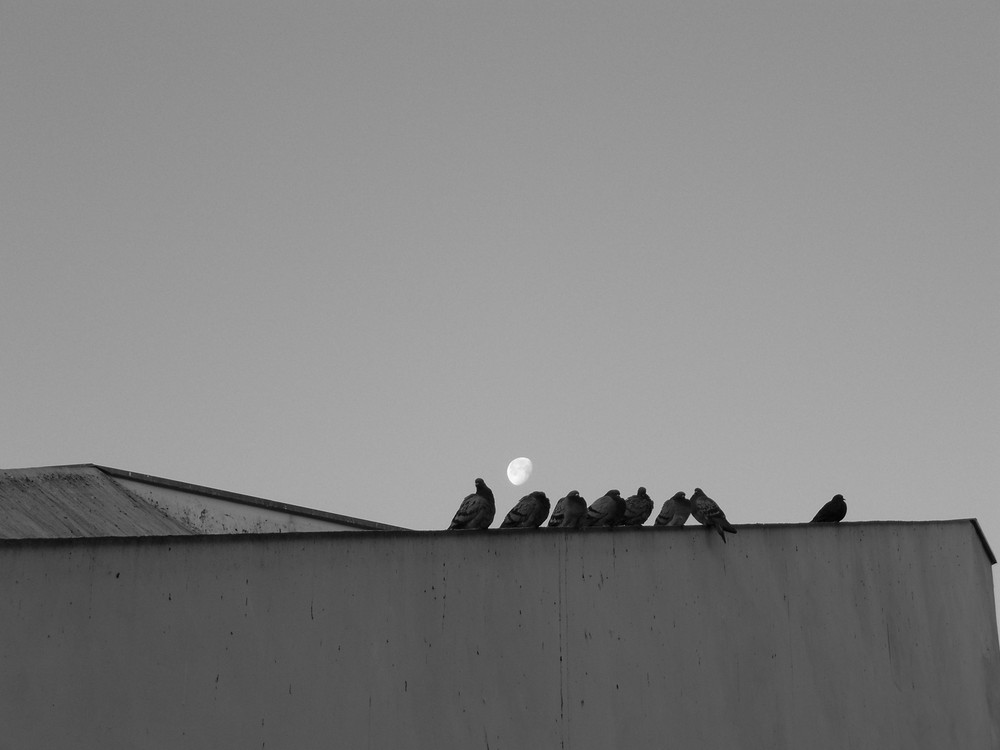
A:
[688,488,737,542]
[622,487,654,526]
[654,491,690,526]
[585,490,626,527]
[500,491,551,528]
[811,494,847,523]
[548,490,587,528]
[445,480,745,538]
[447,478,496,530]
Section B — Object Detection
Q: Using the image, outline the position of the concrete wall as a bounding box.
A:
[1,521,998,749]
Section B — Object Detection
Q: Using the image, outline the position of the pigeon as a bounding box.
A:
[447,478,496,530]
[653,491,690,527]
[621,487,654,526]
[549,490,588,528]
[811,494,847,523]
[585,490,626,527]
[548,491,578,527]
[561,491,588,528]
[500,491,551,528]
[689,488,737,542]
[547,493,567,527]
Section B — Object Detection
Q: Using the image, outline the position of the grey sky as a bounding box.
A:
[2,0,997,584]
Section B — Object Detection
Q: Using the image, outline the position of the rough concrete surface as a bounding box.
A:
[1,521,997,749]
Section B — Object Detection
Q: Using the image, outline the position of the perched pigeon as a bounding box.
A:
[585,489,626,527]
[447,478,496,530]
[622,487,654,526]
[548,490,588,528]
[561,491,588,528]
[690,487,737,542]
[547,493,567,527]
[811,494,847,523]
[500,491,551,528]
[549,490,580,527]
[653,491,690,527]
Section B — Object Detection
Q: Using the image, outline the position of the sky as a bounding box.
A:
[1,0,997,578]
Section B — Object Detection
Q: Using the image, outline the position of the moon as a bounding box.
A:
[506,457,533,486]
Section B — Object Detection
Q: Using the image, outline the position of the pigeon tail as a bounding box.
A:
[710,518,737,542]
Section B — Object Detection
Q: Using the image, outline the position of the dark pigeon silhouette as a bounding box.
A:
[561,491,588,528]
[549,490,580,527]
[448,478,496,530]
[585,490,626,527]
[690,488,737,542]
[548,490,588,528]
[548,493,567,527]
[653,491,690,527]
[500,491,551,528]
[622,487,654,526]
[811,494,847,523]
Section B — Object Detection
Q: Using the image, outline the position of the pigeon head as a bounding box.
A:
[531,491,548,500]
[692,488,705,498]
[607,489,621,497]
[671,491,691,508]
[833,494,845,502]
[637,486,647,496]
[567,490,580,498]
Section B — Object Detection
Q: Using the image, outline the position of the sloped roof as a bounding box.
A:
[94,464,404,532]
[0,465,196,538]
[0,464,406,538]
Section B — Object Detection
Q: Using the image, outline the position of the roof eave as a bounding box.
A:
[88,464,408,532]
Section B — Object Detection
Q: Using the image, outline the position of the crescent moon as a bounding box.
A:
[506,457,533,486]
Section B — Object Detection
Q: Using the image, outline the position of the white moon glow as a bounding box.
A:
[506,457,533,486]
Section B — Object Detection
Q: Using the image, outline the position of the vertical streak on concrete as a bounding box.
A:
[558,531,569,750]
